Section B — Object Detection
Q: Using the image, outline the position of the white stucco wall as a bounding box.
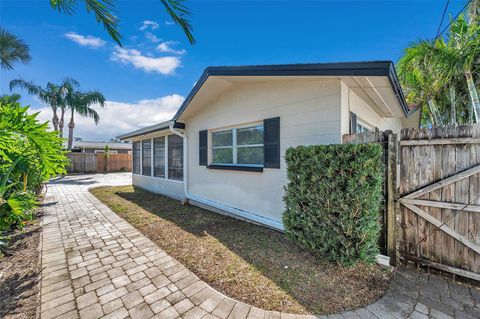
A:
[183,79,342,226]
[132,174,184,200]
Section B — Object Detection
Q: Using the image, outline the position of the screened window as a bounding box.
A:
[133,141,141,174]
[153,137,165,178]
[356,122,371,133]
[168,135,183,181]
[212,124,263,166]
[142,140,151,176]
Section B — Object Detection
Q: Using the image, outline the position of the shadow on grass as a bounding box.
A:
[95,186,391,314]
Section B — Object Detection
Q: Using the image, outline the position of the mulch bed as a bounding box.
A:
[91,185,393,315]
[0,218,41,319]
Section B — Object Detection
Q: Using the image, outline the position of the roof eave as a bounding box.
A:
[173,61,409,121]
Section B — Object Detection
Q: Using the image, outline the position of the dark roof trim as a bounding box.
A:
[117,120,185,140]
[173,61,409,120]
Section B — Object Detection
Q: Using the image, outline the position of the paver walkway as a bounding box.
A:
[40,173,480,319]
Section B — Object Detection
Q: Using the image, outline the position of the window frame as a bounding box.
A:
[356,120,372,134]
[211,123,264,168]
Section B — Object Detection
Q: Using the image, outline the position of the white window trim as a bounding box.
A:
[211,123,264,167]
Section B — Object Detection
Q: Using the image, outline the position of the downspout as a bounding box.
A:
[168,123,284,231]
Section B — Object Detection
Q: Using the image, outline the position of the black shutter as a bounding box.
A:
[349,112,357,134]
[263,117,280,168]
[199,130,208,166]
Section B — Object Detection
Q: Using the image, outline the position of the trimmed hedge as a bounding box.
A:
[283,143,383,266]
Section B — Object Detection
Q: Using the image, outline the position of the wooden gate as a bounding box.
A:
[398,125,480,279]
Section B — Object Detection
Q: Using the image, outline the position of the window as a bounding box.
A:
[142,140,151,176]
[356,122,371,133]
[168,135,183,181]
[212,124,263,166]
[153,137,165,178]
[94,150,118,154]
[133,141,140,174]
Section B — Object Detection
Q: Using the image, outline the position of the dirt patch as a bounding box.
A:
[0,219,41,319]
[91,185,393,315]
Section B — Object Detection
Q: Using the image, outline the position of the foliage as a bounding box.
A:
[0,27,31,70]
[397,9,480,127]
[283,144,383,266]
[0,97,68,232]
[49,0,195,46]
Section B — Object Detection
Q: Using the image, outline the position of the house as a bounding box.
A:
[118,61,420,230]
[68,140,132,154]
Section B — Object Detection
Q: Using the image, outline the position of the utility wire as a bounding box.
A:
[435,0,473,40]
[435,0,450,39]
[410,191,480,254]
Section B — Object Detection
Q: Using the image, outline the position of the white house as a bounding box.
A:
[118,61,420,230]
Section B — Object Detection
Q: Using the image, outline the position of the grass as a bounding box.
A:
[90,185,392,315]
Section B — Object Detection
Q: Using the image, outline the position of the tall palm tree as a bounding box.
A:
[0,27,31,70]
[49,0,195,46]
[397,40,445,126]
[9,78,76,133]
[65,89,105,150]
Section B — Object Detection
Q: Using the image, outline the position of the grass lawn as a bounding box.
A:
[90,185,392,315]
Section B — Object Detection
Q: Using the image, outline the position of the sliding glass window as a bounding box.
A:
[168,135,183,181]
[132,141,141,174]
[153,137,165,178]
[142,140,151,176]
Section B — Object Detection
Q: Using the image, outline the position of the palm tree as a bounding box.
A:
[397,40,445,126]
[0,27,31,70]
[445,15,480,123]
[49,0,195,46]
[9,79,76,133]
[65,89,105,150]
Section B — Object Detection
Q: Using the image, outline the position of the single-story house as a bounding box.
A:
[118,61,420,230]
[68,140,132,154]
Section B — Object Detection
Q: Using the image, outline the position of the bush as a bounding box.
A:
[283,143,383,266]
[0,96,68,233]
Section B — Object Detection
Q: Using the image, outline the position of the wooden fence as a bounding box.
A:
[66,153,132,173]
[398,125,480,280]
[343,124,480,280]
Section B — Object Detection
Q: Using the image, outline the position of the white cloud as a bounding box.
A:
[140,20,159,31]
[111,47,181,74]
[65,32,106,48]
[34,94,185,140]
[165,21,175,26]
[145,32,161,43]
[157,41,186,55]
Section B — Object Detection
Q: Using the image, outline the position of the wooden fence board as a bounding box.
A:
[66,153,131,173]
[399,124,480,275]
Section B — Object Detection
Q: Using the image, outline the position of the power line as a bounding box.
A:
[435,0,450,39]
[436,0,474,40]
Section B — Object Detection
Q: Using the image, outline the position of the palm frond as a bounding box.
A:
[0,27,31,70]
[160,0,195,44]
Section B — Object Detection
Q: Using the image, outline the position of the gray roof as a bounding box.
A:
[70,140,132,150]
[117,120,173,140]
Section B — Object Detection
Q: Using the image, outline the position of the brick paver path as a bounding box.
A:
[39,173,480,319]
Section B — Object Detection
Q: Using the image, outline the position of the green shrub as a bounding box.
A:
[0,96,68,232]
[283,143,383,266]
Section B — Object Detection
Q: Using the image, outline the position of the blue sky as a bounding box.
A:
[0,0,466,140]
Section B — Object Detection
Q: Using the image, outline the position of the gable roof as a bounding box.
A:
[173,61,408,120]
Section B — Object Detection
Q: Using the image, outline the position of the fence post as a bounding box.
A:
[386,133,398,265]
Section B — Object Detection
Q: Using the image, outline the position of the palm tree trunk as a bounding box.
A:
[465,71,480,123]
[67,108,75,151]
[449,86,457,125]
[427,99,442,126]
[59,108,66,138]
[51,107,59,131]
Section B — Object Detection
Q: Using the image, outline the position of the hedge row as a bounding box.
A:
[283,143,383,266]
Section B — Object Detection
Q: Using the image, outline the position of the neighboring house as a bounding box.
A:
[118,61,420,230]
[68,140,132,154]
